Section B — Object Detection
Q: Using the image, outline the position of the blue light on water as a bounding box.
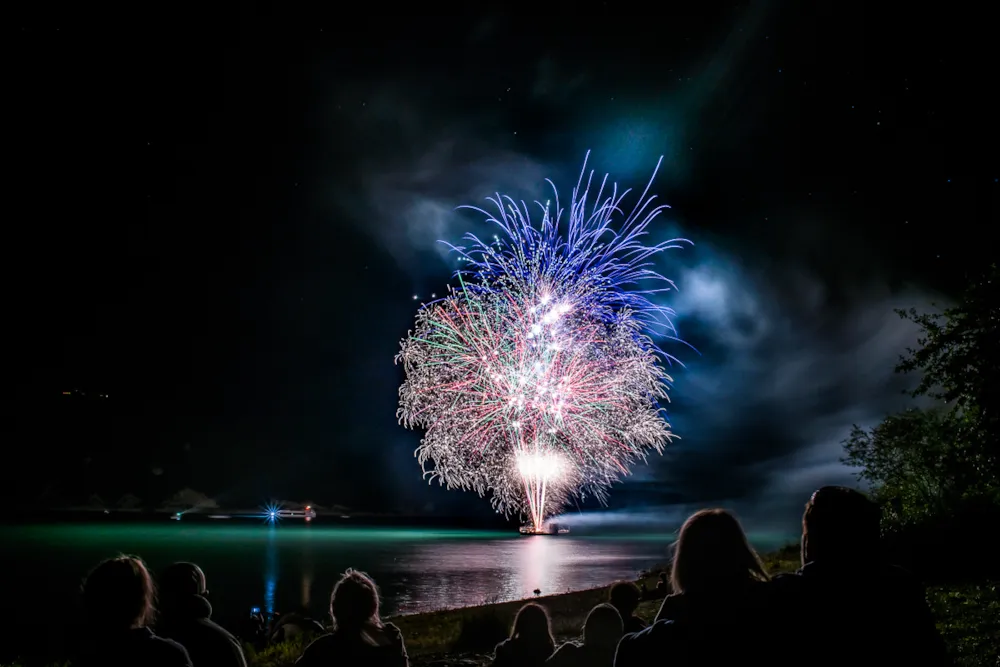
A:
[265,577,276,615]
[263,502,281,524]
[265,523,278,615]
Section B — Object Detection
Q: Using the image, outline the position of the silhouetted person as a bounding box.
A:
[296,569,407,667]
[157,562,247,667]
[547,603,622,667]
[654,573,668,597]
[608,582,646,634]
[654,509,770,624]
[492,603,555,667]
[773,486,950,666]
[616,509,770,666]
[74,555,192,667]
[270,607,326,644]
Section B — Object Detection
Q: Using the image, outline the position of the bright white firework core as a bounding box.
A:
[517,451,564,480]
[517,451,565,532]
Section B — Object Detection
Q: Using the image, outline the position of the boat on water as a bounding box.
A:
[274,507,317,519]
[170,505,317,522]
[519,522,570,536]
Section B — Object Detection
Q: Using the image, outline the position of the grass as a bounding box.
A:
[243,635,311,667]
[926,581,1000,667]
[4,545,996,667]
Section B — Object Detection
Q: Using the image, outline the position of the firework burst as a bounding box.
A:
[397,152,689,529]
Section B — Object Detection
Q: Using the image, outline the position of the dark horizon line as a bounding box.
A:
[0,508,519,530]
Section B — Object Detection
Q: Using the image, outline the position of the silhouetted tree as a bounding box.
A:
[896,263,999,491]
[843,265,1000,528]
[843,409,965,525]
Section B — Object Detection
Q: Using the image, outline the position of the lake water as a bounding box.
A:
[2,519,796,662]
[2,522,677,613]
[1,521,677,662]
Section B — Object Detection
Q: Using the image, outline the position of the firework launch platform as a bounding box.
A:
[519,523,570,535]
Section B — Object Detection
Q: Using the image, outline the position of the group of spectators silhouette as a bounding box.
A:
[72,486,950,666]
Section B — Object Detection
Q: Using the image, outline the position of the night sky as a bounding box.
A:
[10,3,997,529]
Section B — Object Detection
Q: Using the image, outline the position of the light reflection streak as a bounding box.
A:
[264,524,277,615]
[301,529,313,609]
[385,534,661,614]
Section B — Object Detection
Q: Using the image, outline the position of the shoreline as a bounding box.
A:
[384,544,803,658]
[243,544,805,665]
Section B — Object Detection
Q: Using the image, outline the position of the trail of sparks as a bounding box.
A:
[397,152,689,529]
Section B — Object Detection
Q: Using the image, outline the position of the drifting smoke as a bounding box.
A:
[320,73,943,532]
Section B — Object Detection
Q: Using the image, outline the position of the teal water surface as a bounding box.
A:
[2,522,671,625]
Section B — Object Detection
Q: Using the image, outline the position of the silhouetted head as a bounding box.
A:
[609,581,641,615]
[582,604,623,649]
[160,562,208,602]
[82,555,156,630]
[330,569,381,632]
[670,509,769,595]
[510,603,555,654]
[802,486,880,566]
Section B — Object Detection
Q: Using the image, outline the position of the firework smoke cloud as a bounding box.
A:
[396,152,690,529]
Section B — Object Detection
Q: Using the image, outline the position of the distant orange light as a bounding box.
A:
[62,391,71,395]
